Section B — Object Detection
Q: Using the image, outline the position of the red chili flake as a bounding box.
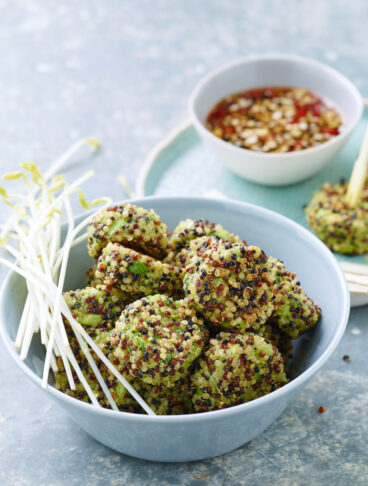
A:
[322,127,339,136]
[318,406,326,414]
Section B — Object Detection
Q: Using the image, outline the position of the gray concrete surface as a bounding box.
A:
[0,1,367,484]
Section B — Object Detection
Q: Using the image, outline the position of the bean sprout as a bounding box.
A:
[0,139,155,415]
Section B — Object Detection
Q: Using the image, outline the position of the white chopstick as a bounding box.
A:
[340,261,368,276]
[340,262,368,295]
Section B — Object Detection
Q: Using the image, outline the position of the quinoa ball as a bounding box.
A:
[165,218,244,265]
[183,241,276,332]
[63,287,126,329]
[257,322,293,363]
[95,243,184,299]
[87,203,169,260]
[271,279,321,339]
[265,256,296,284]
[113,294,209,387]
[305,181,368,254]
[54,330,143,413]
[142,379,194,415]
[167,235,224,269]
[169,218,243,251]
[85,265,135,307]
[191,332,288,412]
[263,256,321,339]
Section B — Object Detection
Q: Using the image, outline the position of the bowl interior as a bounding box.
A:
[0,197,349,399]
[191,55,362,131]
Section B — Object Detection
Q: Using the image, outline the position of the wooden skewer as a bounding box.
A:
[345,124,368,207]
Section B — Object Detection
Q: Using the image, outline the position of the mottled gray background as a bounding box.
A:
[0,1,368,485]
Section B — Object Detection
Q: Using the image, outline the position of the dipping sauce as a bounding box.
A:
[206,87,342,153]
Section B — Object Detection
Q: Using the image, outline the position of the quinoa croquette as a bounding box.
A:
[165,219,243,265]
[113,294,209,387]
[95,243,184,298]
[63,287,125,329]
[54,332,143,413]
[191,332,288,412]
[142,378,194,415]
[271,279,321,339]
[305,181,368,254]
[265,256,321,339]
[87,203,169,260]
[183,241,275,332]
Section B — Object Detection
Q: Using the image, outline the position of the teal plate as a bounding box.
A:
[137,108,368,305]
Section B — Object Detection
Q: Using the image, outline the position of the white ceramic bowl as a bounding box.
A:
[0,197,350,462]
[189,54,363,186]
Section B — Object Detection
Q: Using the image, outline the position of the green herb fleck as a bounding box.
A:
[128,261,148,275]
[108,218,126,236]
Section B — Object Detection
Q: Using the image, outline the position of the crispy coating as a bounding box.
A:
[166,219,244,266]
[113,294,209,387]
[87,204,169,260]
[142,379,194,415]
[265,256,296,284]
[191,332,288,412]
[56,292,141,412]
[63,287,125,329]
[271,279,321,339]
[305,181,368,254]
[86,265,98,287]
[183,241,276,332]
[166,235,223,269]
[264,256,321,339]
[54,330,143,413]
[95,243,184,299]
[257,322,293,363]
[85,265,135,307]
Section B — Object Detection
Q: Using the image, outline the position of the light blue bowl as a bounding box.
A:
[0,197,350,462]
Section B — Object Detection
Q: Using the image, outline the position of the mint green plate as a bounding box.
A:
[137,108,368,306]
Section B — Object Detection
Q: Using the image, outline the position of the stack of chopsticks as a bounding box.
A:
[340,261,368,295]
